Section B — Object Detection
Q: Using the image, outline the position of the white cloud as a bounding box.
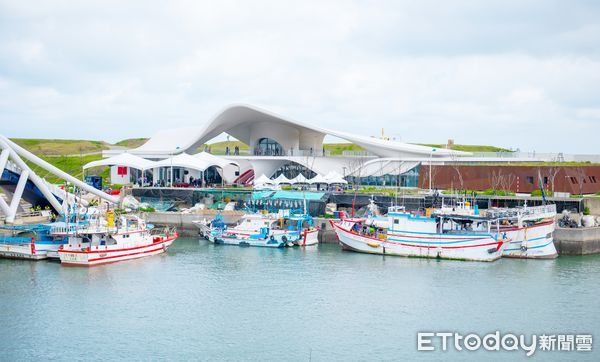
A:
[0,0,599,153]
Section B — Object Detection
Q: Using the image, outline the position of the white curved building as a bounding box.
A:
[101,104,473,186]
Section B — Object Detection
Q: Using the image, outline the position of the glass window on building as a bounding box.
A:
[255,138,284,156]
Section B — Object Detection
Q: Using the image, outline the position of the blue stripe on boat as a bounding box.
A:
[504,240,554,251]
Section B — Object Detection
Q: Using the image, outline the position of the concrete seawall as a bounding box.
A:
[140,211,245,237]
[554,227,600,255]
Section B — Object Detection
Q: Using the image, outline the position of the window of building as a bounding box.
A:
[255,138,284,156]
[570,177,577,184]
[526,176,534,184]
[589,176,597,183]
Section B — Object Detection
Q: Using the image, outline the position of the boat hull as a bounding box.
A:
[58,234,178,266]
[0,243,48,260]
[501,220,557,259]
[331,221,504,262]
[214,237,285,248]
[295,228,319,246]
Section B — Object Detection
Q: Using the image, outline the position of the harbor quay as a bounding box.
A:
[141,210,600,254]
[133,187,600,255]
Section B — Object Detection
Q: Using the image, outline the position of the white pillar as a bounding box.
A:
[6,170,29,223]
[152,167,158,185]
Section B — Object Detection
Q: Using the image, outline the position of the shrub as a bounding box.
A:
[531,189,553,197]
[583,207,591,215]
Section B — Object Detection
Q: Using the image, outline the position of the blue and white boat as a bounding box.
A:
[488,204,557,259]
[331,206,508,262]
[0,207,99,260]
[203,210,319,248]
[0,222,68,260]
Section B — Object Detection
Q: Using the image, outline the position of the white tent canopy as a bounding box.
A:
[83,152,156,171]
[290,173,309,184]
[153,153,215,171]
[324,171,348,184]
[273,174,291,185]
[253,174,274,185]
[308,174,328,184]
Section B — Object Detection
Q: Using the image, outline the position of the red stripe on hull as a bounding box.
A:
[59,234,178,254]
[61,243,172,266]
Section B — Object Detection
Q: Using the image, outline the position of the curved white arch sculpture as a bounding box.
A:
[0,135,119,223]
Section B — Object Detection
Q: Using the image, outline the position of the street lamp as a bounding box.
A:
[429,148,437,191]
[170,146,180,187]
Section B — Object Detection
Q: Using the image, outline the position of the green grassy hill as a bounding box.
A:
[9,138,147,184]
[417,143,512,153]
[11,138,110,156]
[114,138,149,148]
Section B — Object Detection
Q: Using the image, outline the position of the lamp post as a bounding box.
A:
[429,148,437,191]
[170,146,180,187]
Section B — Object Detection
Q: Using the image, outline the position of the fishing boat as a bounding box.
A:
[488,204,557,259]
[331,206,507,262]
[203,210,318,247]
[0,223,68,260]
[58,212,178,266]
[0,210,90,260]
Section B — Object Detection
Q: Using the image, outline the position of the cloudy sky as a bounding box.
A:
[1,0,599,152]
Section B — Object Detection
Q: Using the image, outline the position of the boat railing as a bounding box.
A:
[521,204,557,216]
[387,205,406,213]
[487,204,557,220]
[49,224,79,235]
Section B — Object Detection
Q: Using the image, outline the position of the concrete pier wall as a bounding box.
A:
[554,227,600,255]
[583,198,600,215]
[313,217,340,244]
[140,211,245,237]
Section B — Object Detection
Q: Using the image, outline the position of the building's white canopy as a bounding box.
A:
[273,174,291,185]
[324,171,348,184]
[352,159,420,177]
[308,174,328,184]
[253,174,274,185]
[129,104,468,159]
[83,152,155,170]
[153,153,216,171]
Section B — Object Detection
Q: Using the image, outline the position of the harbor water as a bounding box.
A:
[1,237,599,361]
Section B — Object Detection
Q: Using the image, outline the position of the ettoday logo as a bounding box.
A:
[417,332,593,356]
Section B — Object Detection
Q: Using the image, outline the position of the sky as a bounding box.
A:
[0,0,599,153]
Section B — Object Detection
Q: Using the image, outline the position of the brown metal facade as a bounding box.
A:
[418,165,600,194]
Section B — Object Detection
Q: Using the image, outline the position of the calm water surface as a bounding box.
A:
[1,237,599,361]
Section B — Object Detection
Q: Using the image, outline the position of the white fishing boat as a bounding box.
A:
[331,206,507,262]
[58,212,178,266]
[488,204,557,259]
[204,210,318,247]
